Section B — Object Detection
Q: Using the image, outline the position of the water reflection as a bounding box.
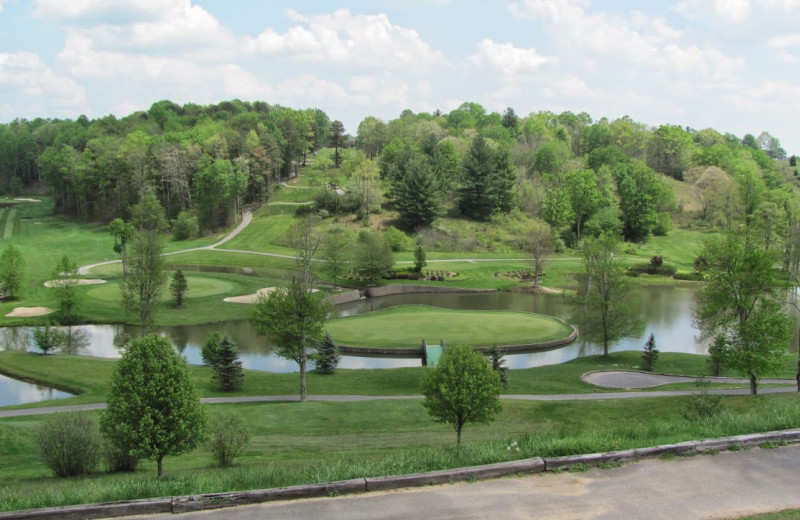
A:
[0,286,720,373]
[0,373,73,407]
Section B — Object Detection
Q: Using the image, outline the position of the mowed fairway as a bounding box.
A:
[326,305,574,348]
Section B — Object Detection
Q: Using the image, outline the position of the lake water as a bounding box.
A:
[0,372,73,407]
[0,285,715,375]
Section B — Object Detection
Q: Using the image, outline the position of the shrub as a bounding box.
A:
[489,347,509,389]
[312,332,340,375]
[385,226,411,252]
[207,411,251,467]
[104,442,139,473]
[38,413,102,477]
[172,211,199,240]
[682,376,723,420]
[653,212,672,236]
[673,271,704,281]
[650,256,663,267]
[627,262,677,276]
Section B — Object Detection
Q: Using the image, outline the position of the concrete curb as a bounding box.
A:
[4,429,800,519]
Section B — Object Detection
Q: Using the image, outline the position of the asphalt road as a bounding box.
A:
[124,444,800,520]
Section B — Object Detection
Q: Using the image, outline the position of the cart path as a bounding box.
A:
[2,385,797,418]
[117,444,800,520]
[583,370,794,389]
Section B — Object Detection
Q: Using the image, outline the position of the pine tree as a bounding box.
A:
[458,136,516,221]
[312,332,340,375]
[170,269,188,308]
[641,333,659,371]
[489,346,509,389]
[394,155,443,230]
[212,336,244,391]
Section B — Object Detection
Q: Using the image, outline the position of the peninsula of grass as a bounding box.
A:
[325,305,575,350]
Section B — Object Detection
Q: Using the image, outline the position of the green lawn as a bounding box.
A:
[325,305,574,348]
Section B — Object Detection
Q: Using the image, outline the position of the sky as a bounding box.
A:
[0,0,799,153]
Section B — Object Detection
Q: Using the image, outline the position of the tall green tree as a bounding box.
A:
[212,336,244,392]
[250,280,332,401]
[420,345,502,448]
[563,169,603,242]
[458,136,516,221]
[121,230,166,330]
[330,120,345,168]
[353,231,394,281]
[0,244,24,300]
[694,233,791,394]
[100,334,206,477]
[109,218,135,278]
[578,235,641,356]
[52,255,80,324]
[394,154,443,230]
[613,162,665,242]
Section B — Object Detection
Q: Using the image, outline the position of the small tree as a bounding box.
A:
[201,331,223,366]
[32,324,66,355]
[121,230,166,330]
[100,334,206,477]
[489,346,509,389]
[527,222,553,288]
[109,218,134,278]
[52,255,81,324]
[212,336,244,392]
[0,244,24,299]
[170,269,188,308]
[250,280,332,401]
[414,244,427,274]
[312,332,340,375]
[38,413,101,477]
[707,335,726,377]
[354,231,394,281]
[420,345,502,448]
[641,333,659,371]
[207,410,251,467]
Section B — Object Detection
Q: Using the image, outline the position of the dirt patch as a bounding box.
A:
[224,287,318,304]
[6,306,54,317]
[43,279,107,288]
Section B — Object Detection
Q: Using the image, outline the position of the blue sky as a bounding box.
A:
[1,0,799,153]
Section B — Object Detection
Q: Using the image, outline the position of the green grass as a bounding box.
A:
[325,305,574,348]
[727,510,800,520]
[2,394,800,512]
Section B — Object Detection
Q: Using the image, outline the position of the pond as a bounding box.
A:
[0,373,73,407]
[0,285,717,374]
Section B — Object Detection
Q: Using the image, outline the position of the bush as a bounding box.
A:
[104,441,139,473]
[207,411,251,467]
[32,324,67,355]
[627,262,677,276]
[682,376,723,420]
[38,413,102,477]
[653,212,672,236]
[385,226,411,252]
[673,271,704,281]
[172,211,199,240]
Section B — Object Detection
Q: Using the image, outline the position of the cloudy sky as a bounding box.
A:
[1,0,799,153]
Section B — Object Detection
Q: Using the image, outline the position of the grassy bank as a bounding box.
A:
[2,393,800,512]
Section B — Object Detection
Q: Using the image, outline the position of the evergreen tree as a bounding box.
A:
[414,244,427,274]
[458,136,516,221]
[394,155,443,230]
[170,269,188,308]
[489,346,509,389]
[312,332,340,375]
[212,336,244,391]
[330,120,345,168]
[641,333,659,371]
[202,331,223,366]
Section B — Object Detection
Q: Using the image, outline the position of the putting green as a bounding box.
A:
[326,305,574,348]
[85,275,236,304]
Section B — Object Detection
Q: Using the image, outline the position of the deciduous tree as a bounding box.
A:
[100,334,206,477]
[0,244,24,300]
[420,345,502,448]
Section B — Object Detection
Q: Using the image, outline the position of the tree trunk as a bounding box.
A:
[797,324,800,392]
[456,424,462,450]
[121,244,128,278]
[749,373,758,395]
[157,455,163,478]
[300,352,307,402]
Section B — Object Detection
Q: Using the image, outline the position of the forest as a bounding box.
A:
[0,98,796,257]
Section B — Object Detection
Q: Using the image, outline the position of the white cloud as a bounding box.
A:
[33,0,168,24]
[250,8,445,70]
[0,51,86,110]
[469,39,556,75]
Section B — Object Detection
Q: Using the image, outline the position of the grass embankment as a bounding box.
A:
[1,351,795,410]
[2,394,800,512]
[326,305,574,348]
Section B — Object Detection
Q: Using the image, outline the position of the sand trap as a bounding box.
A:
[224,287,318,304]
[13,198,40,202]
[43,278,107,288]
[6,306,54,317]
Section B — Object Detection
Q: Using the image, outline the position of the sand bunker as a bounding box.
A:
[43,279,107,288]
[6,306,54,317]
[13,198,41,203]
[224,287,317,304]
